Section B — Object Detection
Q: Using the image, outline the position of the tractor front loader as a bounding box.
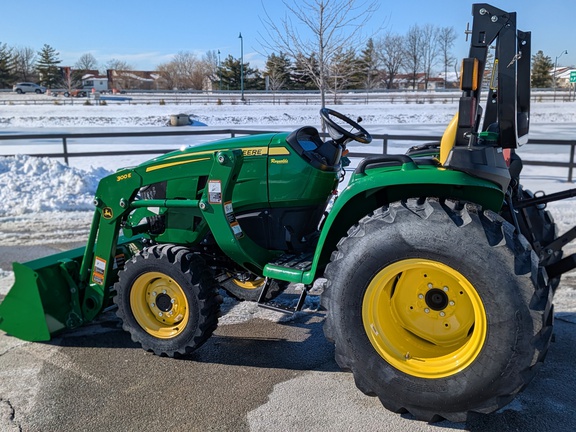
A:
[1,3,575,422]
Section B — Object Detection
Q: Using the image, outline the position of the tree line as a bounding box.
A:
[0,0,564,100]
[0,24,458,93]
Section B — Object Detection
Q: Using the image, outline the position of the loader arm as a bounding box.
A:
[0,148,276,340]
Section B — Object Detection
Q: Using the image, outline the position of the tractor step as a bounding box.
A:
[271,252,314,271]
[257,278,309,315]
[263,252,314,283]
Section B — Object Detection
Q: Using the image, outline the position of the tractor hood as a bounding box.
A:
[141,133,283,168]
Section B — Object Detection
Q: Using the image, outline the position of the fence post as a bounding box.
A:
[63,137,69,165]
[569,143,575,182]
[382,135,388,154]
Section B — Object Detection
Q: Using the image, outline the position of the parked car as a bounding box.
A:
[12,82,46,94]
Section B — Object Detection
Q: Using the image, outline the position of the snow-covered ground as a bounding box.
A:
[1,99,576,322]
[1,98,575,128]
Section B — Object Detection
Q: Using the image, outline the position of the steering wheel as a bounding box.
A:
[320,108,372,145]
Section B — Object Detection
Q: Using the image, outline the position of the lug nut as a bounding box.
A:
[424,308,430,314]
[443,286,449,292]
[427,283,433,289]
[440,311,446,317]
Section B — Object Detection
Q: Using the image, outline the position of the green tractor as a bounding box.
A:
[0,3,573,422]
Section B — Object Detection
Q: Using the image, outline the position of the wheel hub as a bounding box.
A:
[155,293,173,312]
[425,288,449,311]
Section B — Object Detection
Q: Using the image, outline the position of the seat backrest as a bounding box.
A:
[439,114,458,165]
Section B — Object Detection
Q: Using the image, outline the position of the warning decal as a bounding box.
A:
[230,221,244,239]
[92,256,107,285]
[208,180,222,204]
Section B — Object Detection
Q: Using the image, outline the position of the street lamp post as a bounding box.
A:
[239,32,244,102]
[218,50,221,91]
[554,49,568,102]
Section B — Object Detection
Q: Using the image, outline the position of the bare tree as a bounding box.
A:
[75,53,99,71]
[13,46,36,82]
[105,58,133,71]
[175,51,211,90]
[261,0,380,108]
[203,50,219,84]
[437,26,457,89]
[156,61,179,90]
[377,33,405,89]
[105,59,135,90]
[156,52,212,90]
[421,24,440,91]
[404,24,423,90]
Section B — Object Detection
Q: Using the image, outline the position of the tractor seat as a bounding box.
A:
[286,126,341,171]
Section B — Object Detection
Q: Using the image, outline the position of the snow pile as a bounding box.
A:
[0,270,13,296]
[0,155,111,216]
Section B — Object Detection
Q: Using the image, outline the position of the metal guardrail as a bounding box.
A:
[0,88,574,106]
[1,128,575,181]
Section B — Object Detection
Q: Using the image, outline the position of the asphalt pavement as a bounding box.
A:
[1,245,576,432]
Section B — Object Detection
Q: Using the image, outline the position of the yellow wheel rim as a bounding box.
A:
[230,274,265,290]
[362,259,487,379]
[130,272,189,339]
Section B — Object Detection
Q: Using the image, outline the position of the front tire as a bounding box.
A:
[322,199,553,422]
[114,245,222,357]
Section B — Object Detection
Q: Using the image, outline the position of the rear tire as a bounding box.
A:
[114,245,221,357]
[220,272,288,302]
[511,186,562,291]
[322,199,553,422]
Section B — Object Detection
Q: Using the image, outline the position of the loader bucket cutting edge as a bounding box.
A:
[0,245,88,342]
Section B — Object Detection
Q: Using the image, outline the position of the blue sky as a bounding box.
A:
[1,0,574,71]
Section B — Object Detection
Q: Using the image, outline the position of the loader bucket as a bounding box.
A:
[0,246,87,341]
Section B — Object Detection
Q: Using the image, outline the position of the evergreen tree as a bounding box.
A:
[219,55,263,91]
[36,44,62,88]
[264,52,291,91]
[531,50,554,88]
[0,42,16,88]
[329,47,361,100]
[358,38,381,90]
[291,53,317,90]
